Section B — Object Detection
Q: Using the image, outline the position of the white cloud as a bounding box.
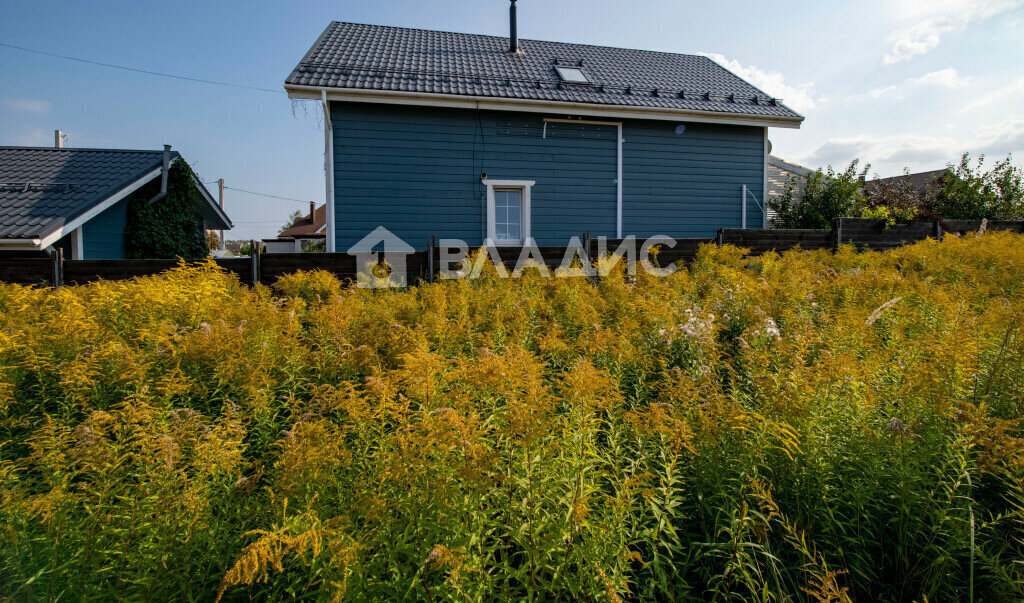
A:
[883,0,1024,63]
[868,68,971,99]
[795,119,1024,176]
[974,118,1024,156]
[698,52,822,114]
[958,77,1024,114]
[3,98,51,114]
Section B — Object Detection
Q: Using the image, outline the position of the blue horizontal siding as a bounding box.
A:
[624,120,764,238]
[82,196,128,259]
[331,102,764,249]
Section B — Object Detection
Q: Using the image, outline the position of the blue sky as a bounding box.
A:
[2,0,1022,241]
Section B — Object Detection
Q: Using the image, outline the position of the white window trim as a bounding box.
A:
[482,178,534,246]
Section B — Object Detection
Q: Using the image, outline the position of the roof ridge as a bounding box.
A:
[328,20,709,59]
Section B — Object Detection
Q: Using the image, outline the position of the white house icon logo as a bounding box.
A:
[347,226,415,288]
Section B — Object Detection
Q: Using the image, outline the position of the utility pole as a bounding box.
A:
[218,178,226,252]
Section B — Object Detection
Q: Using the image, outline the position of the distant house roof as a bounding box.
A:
[278,203,326,238]
[768,155,813,178]
[866,169,948,196]
[285,22,804,128]
[0,147,231,246]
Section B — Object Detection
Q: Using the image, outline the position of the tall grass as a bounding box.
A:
[1,233,1023,601]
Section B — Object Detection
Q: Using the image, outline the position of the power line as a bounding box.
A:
[222,185,317,204]
[0,41,284,94]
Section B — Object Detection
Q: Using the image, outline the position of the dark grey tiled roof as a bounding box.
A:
[867,169,948,196]
[0,147,171,239]
[286,22,804,123]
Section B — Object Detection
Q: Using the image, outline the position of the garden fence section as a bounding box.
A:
[1,219,1021,287]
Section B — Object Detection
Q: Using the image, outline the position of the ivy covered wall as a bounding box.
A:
[124,159,208,259]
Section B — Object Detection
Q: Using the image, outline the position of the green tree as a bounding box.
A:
[926,153,1024,220]
[124,159,208,259]
[279,210,303,235]
[206,230,221,251]
[769,160,869,229]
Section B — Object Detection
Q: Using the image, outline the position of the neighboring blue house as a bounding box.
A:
[285,3,803,252]
[0,145,231,259]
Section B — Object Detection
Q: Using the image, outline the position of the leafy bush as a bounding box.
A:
[770,161,869,229]
[273,269,343,306]
[859,204,918,227]
[124,159,208,259]
[2,237,1024,601]
[864,169,923,216]
[926,153,1024,220]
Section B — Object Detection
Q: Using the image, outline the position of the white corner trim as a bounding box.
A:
[72,227,84,260]
[285,85,804,129]
[37,165,164,251]
[322,89,337,253]
[482,179,534,246]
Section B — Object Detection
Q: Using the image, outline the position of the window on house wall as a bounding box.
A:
[483,179,534,246]
[494,189,521,242]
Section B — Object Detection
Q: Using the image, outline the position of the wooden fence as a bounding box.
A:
[718,229,834,254]
[1,219,1020,288]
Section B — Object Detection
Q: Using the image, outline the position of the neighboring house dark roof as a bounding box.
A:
[0,147,231,242]
[866,169,948,196]
[279,204,326,238]
[285,22,804,126]
[768,155,813,178]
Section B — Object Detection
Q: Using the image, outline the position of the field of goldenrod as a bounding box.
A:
[2,234,1023,601]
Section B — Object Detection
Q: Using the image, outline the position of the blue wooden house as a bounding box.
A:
[285,2,803,252]
[0,145,231,259]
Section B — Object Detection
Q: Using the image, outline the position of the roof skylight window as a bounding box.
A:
[555,66,590,84]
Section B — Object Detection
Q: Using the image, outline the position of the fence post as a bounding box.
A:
[717,229,723,248]
[249,240,258,286]
[52,248,62,287]
[835,218,842,251]
[934,220,943,242]
[427,235,435,284]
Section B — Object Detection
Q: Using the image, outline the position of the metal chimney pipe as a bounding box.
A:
[509,0,519,53]
[147,144,172,205]
[54,130,63,148]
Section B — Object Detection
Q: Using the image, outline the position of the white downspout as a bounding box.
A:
[321,89,336,253]
[762,127,769,229]
[617,123,623,238]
